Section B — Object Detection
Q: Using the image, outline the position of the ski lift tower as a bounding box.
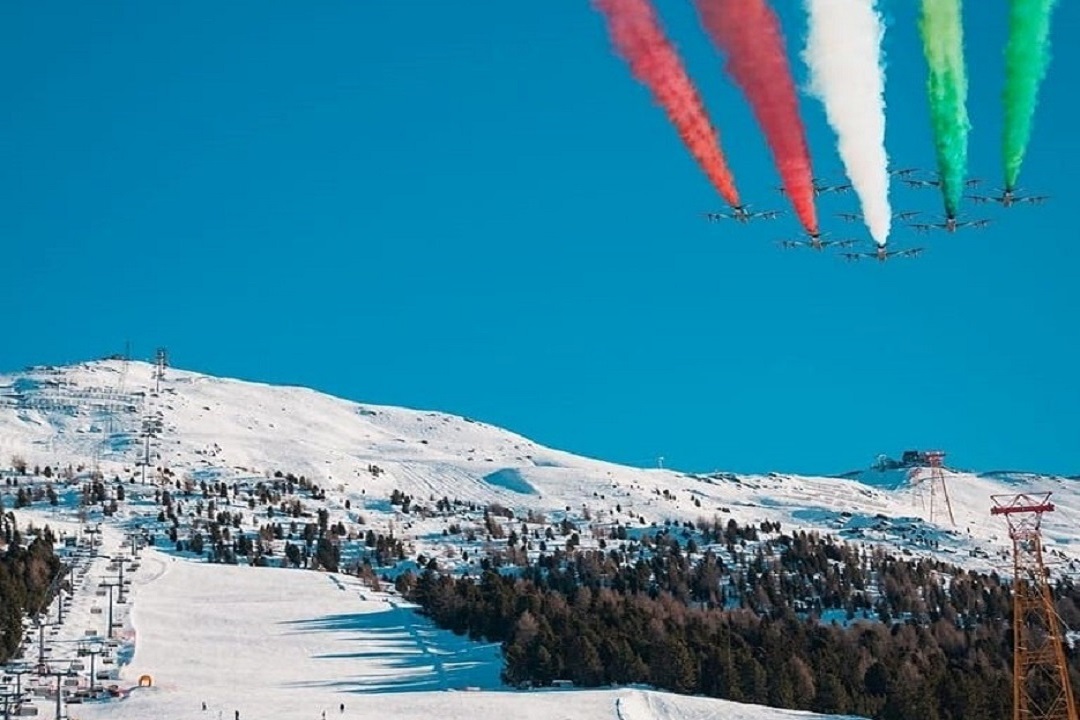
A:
[153,347,168,393]
[912,450,955,526]
[991,492,1078,720]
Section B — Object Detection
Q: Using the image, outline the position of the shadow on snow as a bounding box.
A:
[278,604,503,694]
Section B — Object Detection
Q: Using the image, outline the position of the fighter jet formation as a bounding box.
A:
[701,165,1047,265]
[592,0,1060,265]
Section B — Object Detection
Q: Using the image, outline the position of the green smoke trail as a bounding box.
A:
[1003,0,1059,190]
[918,0,970,217]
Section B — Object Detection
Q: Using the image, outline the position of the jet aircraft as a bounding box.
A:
[836,210,922,223]
[902,175,982,190]
[776,232,858,251]
[704,205,782,223]
[841,246,925,263]
[778,178,852,197]
[907,216,992,234]
[966,188,1049,208]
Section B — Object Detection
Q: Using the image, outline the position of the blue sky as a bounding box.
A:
[2,1,1077,477]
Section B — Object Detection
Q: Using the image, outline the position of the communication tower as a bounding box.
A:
[910,450,955,525]
[991,492,1078,720]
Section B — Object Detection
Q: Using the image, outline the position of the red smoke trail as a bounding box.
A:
[693,0,819,234]
[594,0,741,207]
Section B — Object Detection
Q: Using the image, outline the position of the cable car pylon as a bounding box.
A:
[991,492,1078,720]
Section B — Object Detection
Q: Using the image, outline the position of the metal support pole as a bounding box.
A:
[105,585,115,639]
[8,667,29,702]
[991,492,1078,720]
[142,433,150,484]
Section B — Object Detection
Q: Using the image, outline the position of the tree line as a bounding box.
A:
[396,521,1080,720]
[0,513,62,663]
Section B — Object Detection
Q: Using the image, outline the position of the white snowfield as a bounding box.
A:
[63,548,853,720]
[1,358,1077,719]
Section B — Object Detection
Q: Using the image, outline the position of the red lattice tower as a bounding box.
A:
[911,450,956,526]
[991,492,1078,720]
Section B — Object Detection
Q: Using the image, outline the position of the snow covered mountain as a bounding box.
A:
[4,358,1078,575]
[2,357,1079,719]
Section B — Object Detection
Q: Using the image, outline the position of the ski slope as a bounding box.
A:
[63,544,854,720]
[0,506,860,720]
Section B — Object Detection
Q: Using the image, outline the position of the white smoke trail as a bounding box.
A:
[802,0,891,246]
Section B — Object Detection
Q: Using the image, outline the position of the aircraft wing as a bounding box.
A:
[965,195,992,204]
[1019,195,1049,204]
[836,213,860,222]
[907,223,935,234]
[895,211,921,221]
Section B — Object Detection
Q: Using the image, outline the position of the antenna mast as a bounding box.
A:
[991,492,1078,720]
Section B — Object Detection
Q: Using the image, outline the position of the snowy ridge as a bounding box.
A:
[4,359,1080,573]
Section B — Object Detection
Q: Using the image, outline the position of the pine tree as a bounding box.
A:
[650,635,697,694]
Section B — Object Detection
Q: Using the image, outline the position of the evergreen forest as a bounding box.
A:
[397,521,1080,720]
[0,512,63,663]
